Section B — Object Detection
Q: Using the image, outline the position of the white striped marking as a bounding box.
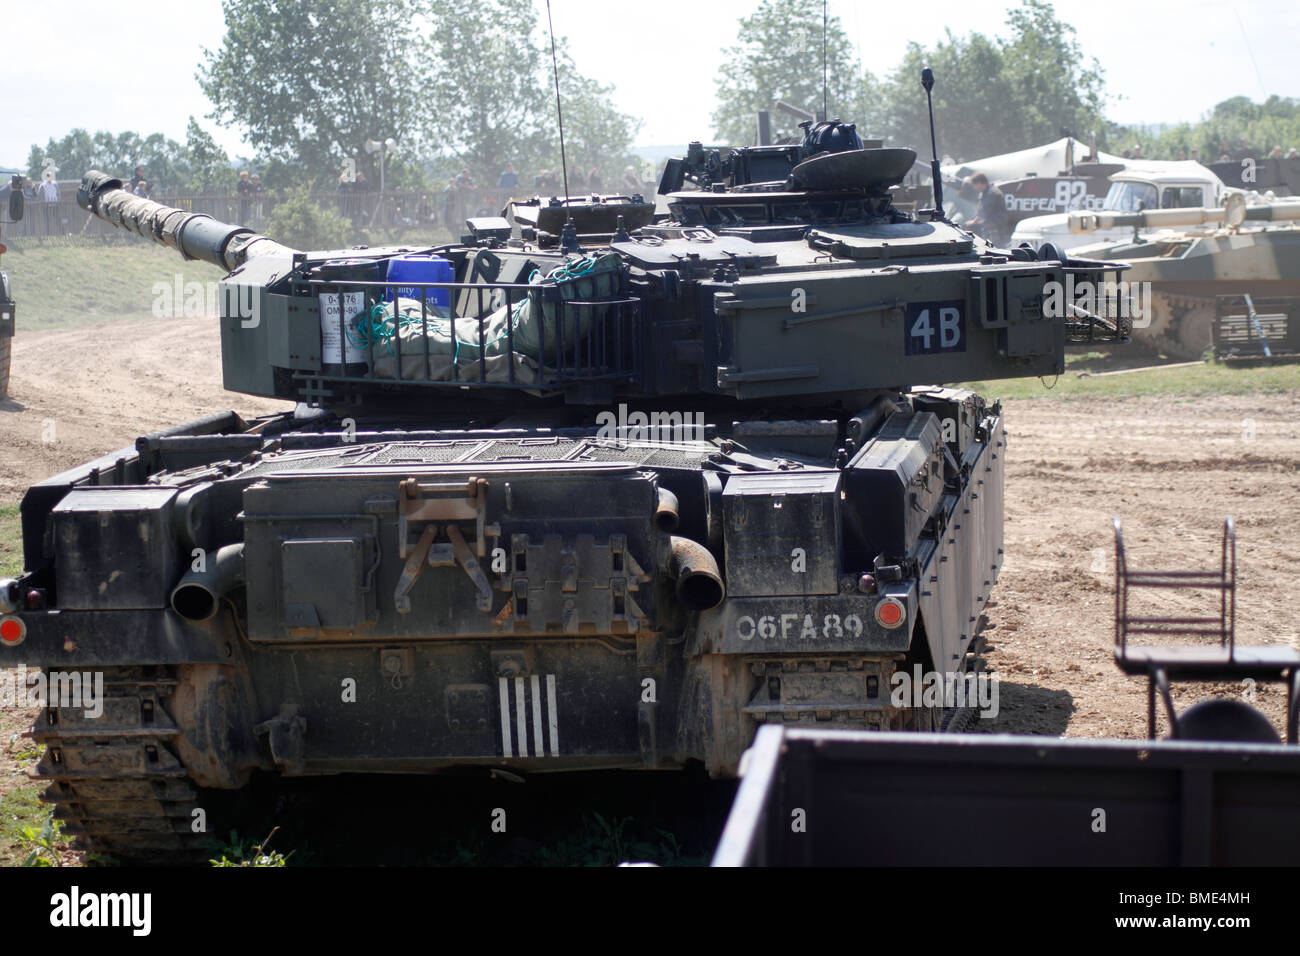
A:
[498,677,513,757]
[497,673,561,758]
[514,677,528,756]
[531,675,544,757]
[546,674,559,756]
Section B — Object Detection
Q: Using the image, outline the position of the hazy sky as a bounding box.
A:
[4,0,1298,169]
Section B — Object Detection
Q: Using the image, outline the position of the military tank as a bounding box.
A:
[1066,195,1300,359]
[0,93,1127,861]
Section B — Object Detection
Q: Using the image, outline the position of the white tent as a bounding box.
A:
[941,137,1128,183]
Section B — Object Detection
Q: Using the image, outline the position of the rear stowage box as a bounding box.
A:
[841,411,944,562]
[51,486,180,609]
[722,472,841,597]
[909,386,983,462]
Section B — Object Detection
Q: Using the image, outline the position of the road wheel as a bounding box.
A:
[1136,292,1214,360]
[1175,300,1216,360]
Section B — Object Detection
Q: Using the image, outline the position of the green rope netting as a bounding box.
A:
[344,254,611,361]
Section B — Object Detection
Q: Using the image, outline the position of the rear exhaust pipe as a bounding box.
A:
[170,543,245,622]
[668,536,725,611]
[655,487,680,532]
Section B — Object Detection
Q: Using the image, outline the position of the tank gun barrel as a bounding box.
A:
[1069,199,1300,234]
[76,170,296,271]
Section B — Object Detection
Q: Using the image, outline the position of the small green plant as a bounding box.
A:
[265,189,354,252]
[20,813,65,867]
[208,827,291,867]
[591,811,631,864]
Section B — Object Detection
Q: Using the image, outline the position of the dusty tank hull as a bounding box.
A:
[10,396,1006,861]
[0,151,1125,862]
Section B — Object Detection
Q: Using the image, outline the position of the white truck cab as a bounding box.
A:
[1010,161,1226,252]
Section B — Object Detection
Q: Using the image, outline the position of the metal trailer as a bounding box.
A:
[712,724,1300,866]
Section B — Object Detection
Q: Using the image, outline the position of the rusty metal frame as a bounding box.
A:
[1113,515,1300,742]
[393,477,499,614]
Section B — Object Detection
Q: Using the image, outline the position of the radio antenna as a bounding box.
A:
[921,67,944,216]
[545,0,571,206]
[544,0,578,251]
[821,0,828,119]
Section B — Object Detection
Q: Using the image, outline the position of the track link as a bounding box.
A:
[938,630,988,733]
[28,667,209,864]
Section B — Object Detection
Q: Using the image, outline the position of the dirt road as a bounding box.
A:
[982,389,1300,737]
[0,316,290,499]
[1,315,1298,742]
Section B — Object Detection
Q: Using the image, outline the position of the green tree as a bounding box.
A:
[872,0,1109,161]
[425,0,640,188]
[998,0,1106,148]
[711,0,863,146]
[198,0,427,189]
[265,188,354,250]
[27,129,188,189]
[26,129,95,184]
[198,0,638,195]
[876,34,1015,161]
[1113,95,1300,161]
[182,117,237,194]
[129,133,189,193]
[426,0,552,183]
[548,49,643,187]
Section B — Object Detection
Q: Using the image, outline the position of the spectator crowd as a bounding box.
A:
[10,153,664,239]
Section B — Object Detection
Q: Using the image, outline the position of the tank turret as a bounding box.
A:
[76,139,1129,413]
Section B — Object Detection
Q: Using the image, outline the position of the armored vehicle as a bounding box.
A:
[1066,196,1300,358]
[0,107,1126,861]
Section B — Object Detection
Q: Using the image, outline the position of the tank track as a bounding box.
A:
[29,666,209,865]
[894,631,988,733]
[939,700,980,733]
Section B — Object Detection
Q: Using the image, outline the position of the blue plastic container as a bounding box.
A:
[385,255,453,308]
